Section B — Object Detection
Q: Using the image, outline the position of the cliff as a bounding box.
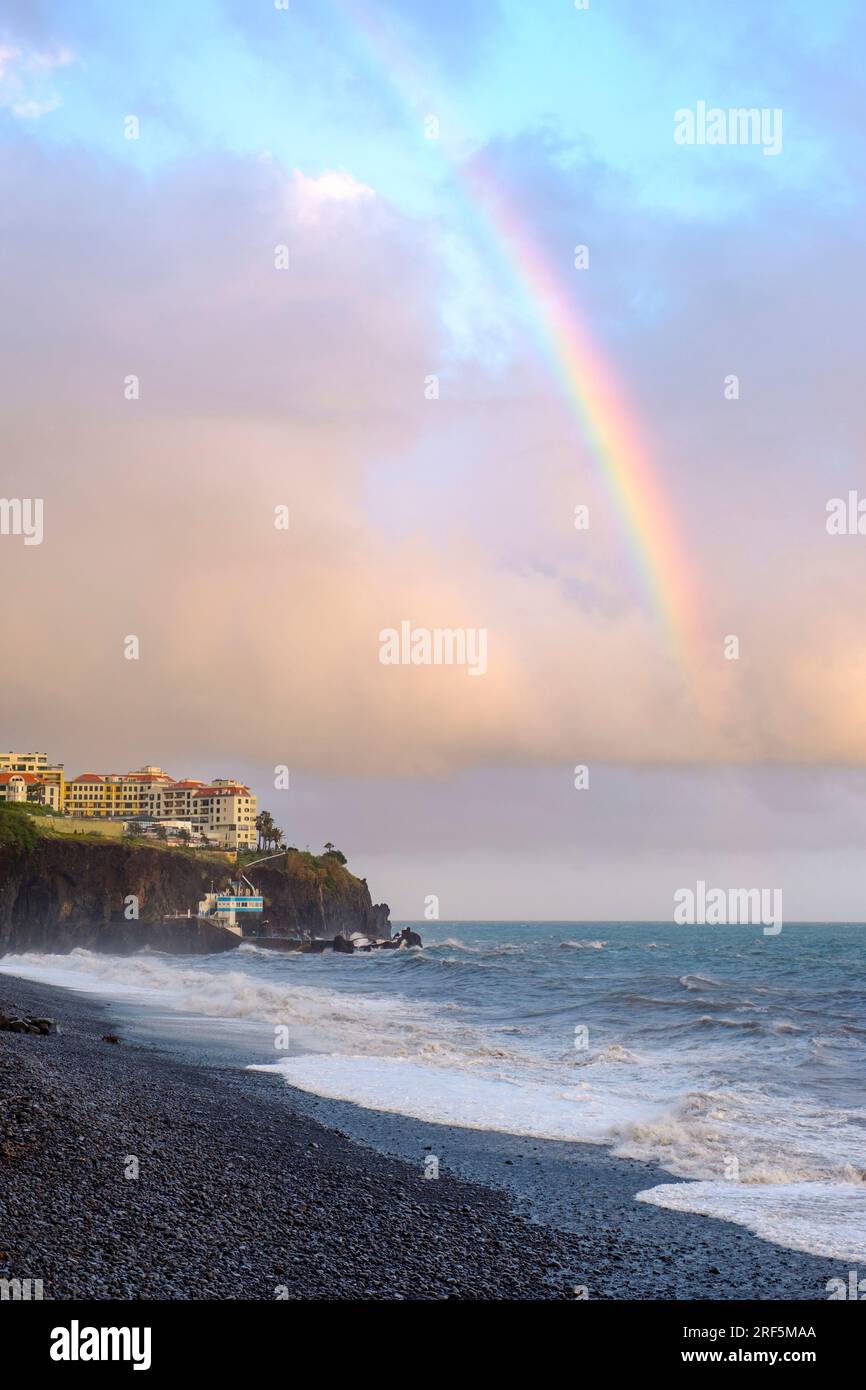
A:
[0,828,390,955]
[251,852,390,940]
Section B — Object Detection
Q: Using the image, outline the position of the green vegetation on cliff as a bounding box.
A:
[257,849,360,899]
[0,813,390,952]
[0,804,40,852]
[0,804,229,860]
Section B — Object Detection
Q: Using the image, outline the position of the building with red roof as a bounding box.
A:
[7,753,257,848]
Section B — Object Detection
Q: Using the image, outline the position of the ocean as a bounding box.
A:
[2,921,864,1263]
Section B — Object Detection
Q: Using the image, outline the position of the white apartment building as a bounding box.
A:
[1,751,65,807]
[0,771,60,809]
[190,784,257,850]
[145,780,206,820]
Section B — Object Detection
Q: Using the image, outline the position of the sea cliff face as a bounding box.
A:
[0,837,390,954]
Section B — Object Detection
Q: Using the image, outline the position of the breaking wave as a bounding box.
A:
[3,919,865,1262]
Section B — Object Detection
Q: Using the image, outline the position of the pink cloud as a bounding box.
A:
[2,145,866,774]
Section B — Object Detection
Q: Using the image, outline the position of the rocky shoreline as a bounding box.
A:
[0,976,585,1300]
[0,975,845,1301]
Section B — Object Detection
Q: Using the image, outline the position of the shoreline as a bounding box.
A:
[0,974,845,1301]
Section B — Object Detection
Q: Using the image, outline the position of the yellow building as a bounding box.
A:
[64,772,108,815]
[64,766,174,818]
[4,751,257,847]
[58,764,256,848]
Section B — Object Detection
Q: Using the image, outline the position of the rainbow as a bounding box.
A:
[327,1,701,666]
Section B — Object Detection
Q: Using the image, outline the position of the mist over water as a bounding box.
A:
[3,921,865,1261]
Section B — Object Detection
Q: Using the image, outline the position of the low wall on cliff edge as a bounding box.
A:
[48,817,127,838]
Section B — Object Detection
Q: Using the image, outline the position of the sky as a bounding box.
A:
[2,0,866,919]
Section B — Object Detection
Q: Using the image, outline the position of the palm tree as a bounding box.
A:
[255,811,273,850]
[324,841,335,855]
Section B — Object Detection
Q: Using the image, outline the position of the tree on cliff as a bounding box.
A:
[256,811,286,851]
[255,811,274,850]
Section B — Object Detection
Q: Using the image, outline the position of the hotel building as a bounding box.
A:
[65,766,175,818]
[0,771,61,809]
[188,784,257,850]
[1,752,257,850]
[0,751,65,809]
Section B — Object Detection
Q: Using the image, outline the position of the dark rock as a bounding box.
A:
[0,838,390,955]
[332,935,355,954]
[101,1034,121,1045]
[396,928,423,947]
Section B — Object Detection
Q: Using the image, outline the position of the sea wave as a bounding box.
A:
[4,926,865,1265]
[0,948,457,1057]
[612,1086,866,1190]
[694,1015,761,1030]
[635,1181,866,1264]
[573,1042,643,1067]
[249,1053,660,1142]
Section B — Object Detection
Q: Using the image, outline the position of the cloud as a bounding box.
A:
[292,168,375,223]
[1,132,866,777]
[11,95,60,118]
[0,38,72,116]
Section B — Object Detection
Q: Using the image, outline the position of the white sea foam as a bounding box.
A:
[0,949,449,1056]
[574,1043,643,1066]
[679,973,719,990]
[611,1086,866,1188]
[635,1181,866,1264]
[250,1054,661,1140]
[559,939,607,950]
[3,940,864,1264]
